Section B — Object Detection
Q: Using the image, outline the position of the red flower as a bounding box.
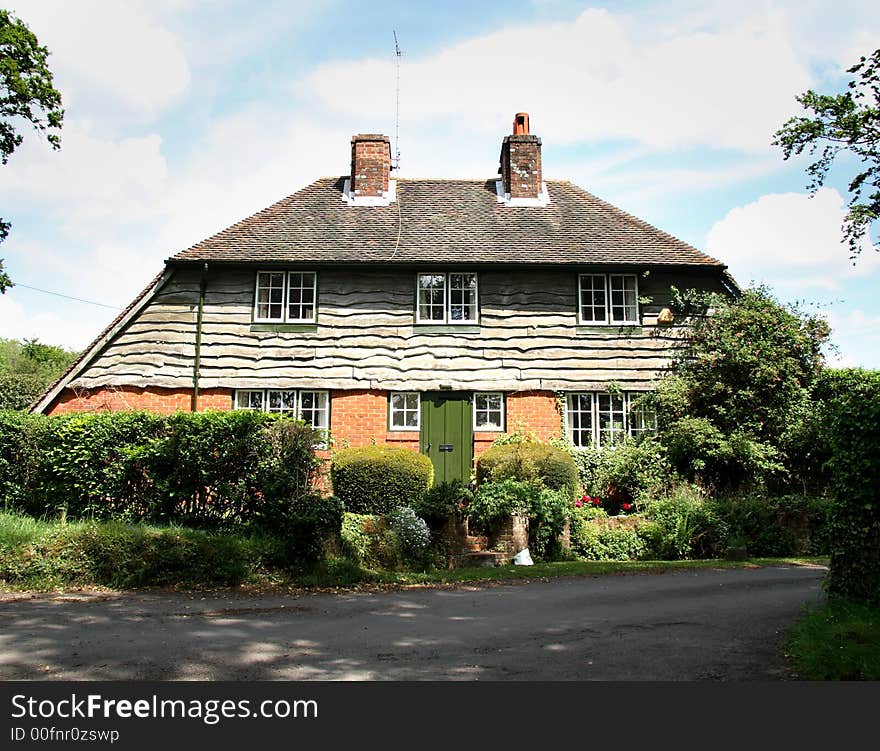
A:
[575,499,583,508]
[621,502,632,511]
[591,498,601,506]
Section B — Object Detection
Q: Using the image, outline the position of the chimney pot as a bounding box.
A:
[513,112,530,135]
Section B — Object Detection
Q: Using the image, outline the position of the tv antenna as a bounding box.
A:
[393,30,402,171]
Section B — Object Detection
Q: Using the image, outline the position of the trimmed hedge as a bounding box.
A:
[816,368,880,604]
[476,442,579,500]
[330,445,433,514]
[0,410,324,531]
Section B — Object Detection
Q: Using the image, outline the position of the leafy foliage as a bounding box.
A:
[0,10,64,291]
[0,410,325,534]
[650,286,830,491]
[569,522,648,562]
[330,445,433,515]
[476,441,579,500]
[414,479,472,523]
[773,48,880,259]
[0,338,78,410]
[388,506,431,564]
[816,368,880,604]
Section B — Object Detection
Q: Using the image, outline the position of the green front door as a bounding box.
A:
[420,392,474,484]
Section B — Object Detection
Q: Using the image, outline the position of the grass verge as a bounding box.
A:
[788,599,880,680]
[0,512,828,593]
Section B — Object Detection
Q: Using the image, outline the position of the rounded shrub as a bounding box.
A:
[330,445,433,515]
[476,442,578,499]
[388,506,431,563]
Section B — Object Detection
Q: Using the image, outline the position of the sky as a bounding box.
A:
[0,0,878,367]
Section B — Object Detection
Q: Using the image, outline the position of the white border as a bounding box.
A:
[473,392,505,432]
[341,178,397,206]
[389,391,420,431]
[494,179,551,207]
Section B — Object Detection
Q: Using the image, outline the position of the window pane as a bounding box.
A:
[288,272,316,321]
[300,391,329,429]
[609,275,638,323]
[236,390,264,411]
[598,393,626,447]
[579,275,607,322]
[256,272,285,321]
[418,274,446,322]
[267,390,296,415]
[450,273,477,322]
[390,392,419,429]
[475,392,503,430]
[566,393,594,448]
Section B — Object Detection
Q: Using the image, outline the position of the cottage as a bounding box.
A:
[33,113,736,483]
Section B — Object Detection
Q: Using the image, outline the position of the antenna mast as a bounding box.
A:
[393,30,402,171]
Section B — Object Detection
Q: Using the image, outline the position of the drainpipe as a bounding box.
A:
[192,262,208,412]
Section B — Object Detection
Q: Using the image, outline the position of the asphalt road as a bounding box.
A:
[0,566,826,680]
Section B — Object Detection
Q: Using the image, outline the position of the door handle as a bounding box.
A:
[426,443,432,452]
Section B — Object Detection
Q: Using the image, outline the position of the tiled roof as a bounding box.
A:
[169,178,725,268]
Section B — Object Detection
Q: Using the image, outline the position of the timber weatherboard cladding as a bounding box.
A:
[67,265,728,393]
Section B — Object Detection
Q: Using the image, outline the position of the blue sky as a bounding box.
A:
[1,0,879,367]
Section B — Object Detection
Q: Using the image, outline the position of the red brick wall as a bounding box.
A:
[506,390,563,443]
[47,386,233,415]
[501,134,542,199]
[329,389,419,451]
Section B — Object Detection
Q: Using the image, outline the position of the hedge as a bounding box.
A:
[330,445,433,514]
[476,442,579,500]
[0,410,324,531]
[815,369,880,604]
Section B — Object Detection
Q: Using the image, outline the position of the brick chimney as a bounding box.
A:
[350,134,392,199]
[499,112,542,200]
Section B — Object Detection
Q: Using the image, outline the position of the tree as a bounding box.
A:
[0,9,64,292]
[0,337,78,410]
[773,48,880,261]
[649,286,830,490]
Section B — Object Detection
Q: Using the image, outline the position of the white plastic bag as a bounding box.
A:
[513,548,533,566]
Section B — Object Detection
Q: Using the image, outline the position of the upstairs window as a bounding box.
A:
[578,273,639,324]
[565,391,655,449]
[254,271,317,323]
[416,272,478,324]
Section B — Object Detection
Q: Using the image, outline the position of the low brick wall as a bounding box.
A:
[490,514,529,554]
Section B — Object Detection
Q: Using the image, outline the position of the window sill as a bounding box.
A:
[576,324,642,336]
[412,325,481,334]
[250,323,318,333]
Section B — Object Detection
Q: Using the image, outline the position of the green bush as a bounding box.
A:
[640,484,722,559]
[816,368,880,604]
[339,512,401,570]
[569,521,648,561]
[414,480,472,523]
[476,441,578,500]
[330,445,433,515]
[388,506,431,564]
[0,410,325,533]
[571,438,673,513]
[467,480,571,561]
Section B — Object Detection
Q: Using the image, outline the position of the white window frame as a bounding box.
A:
[565,391,655,449]
[253,270,317,323]
[233,389,330,432]
[473,392,505,432]
[578,273,639,325]
[389,391,421,431]
[415,272,479,325]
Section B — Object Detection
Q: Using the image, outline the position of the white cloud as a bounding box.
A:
[302,7,812,153]
[0,293,112,350]
[8,0,190,119]
[706,188,880,289]
[0,119,168,232]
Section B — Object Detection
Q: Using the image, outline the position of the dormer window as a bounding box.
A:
[416,272,478,324]
[578,273,639,324]
[254,271,317,323]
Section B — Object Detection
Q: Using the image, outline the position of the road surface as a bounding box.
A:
[0,565,826,680]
